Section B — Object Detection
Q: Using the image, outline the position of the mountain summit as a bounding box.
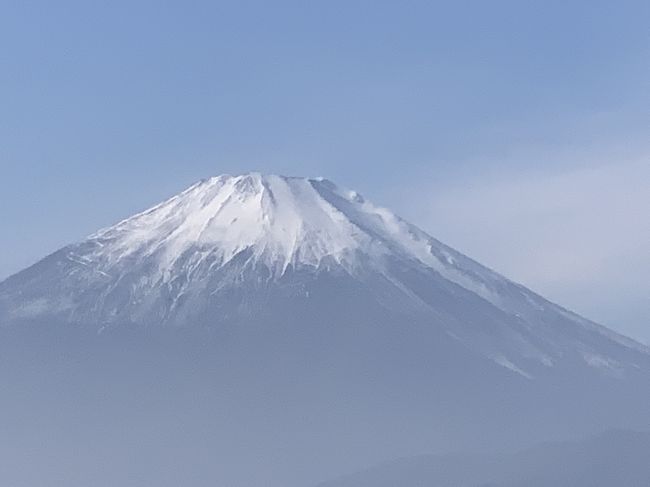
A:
[84,172,468,278]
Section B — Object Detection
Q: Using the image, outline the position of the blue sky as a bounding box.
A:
[1,1,648,341]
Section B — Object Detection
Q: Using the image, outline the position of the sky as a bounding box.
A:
[1,0,648,341]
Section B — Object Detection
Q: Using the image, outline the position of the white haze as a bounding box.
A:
[396,155,650,343]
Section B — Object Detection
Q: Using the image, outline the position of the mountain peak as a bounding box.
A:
[87,173,443,278]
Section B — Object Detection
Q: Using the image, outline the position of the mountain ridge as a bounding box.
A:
[315,429,650,487]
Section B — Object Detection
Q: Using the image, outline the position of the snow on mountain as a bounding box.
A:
[80,172,505,292]
[0,173,648,379]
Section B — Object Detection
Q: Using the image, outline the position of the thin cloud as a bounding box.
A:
[399,154,649,343]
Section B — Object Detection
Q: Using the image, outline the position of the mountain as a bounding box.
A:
[1,173,647,379]
[0,173,649,487]
[316,430,650,487]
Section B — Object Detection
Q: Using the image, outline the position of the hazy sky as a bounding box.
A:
[1,1,648,341]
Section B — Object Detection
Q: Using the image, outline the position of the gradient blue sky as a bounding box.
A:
[1,1,648,341]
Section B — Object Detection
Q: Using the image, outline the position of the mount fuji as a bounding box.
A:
[0,173,648,487]
[1,173,647,379]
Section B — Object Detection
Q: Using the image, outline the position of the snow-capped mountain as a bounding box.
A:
[1,173,649,487]
[0,173,647,380]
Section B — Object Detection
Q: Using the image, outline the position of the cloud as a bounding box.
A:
[396,153,650,343]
